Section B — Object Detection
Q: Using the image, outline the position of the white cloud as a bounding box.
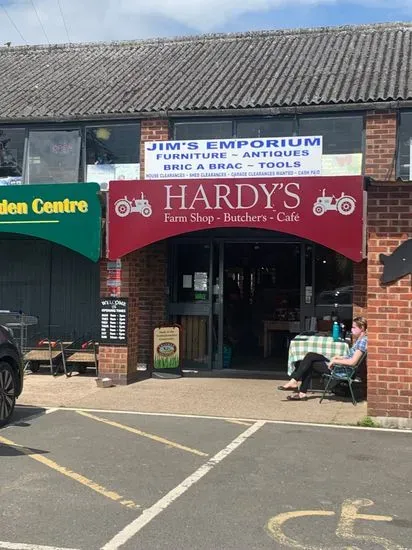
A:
[0,0,410,46]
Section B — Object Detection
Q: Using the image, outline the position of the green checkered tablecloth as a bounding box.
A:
[288,335,349,375]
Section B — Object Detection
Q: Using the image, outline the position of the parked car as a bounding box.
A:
[316,285,353,306]
[0,325,23,426]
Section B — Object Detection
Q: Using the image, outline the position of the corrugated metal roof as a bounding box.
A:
[0,22,411,121]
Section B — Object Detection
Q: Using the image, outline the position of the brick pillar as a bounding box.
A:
[353,260,367,319]
[365,111,397,181]
[367,186,412,426]
[99,118,169,384]
[99,243,168,384]
[140,119,169,178]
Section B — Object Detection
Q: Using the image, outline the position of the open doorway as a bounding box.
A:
[222,243,301,370]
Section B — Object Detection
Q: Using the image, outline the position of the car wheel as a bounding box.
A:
[0,361,16,427]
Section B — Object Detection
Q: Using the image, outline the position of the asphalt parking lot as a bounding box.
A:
[0,406,411,550]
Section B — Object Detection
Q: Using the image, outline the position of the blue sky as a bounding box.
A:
[223,3,411,33]
[0,0,411,46]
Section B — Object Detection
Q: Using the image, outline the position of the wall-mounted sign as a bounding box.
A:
[0,183,101,261]
[100,298,128,345]
[107,176,366,262]
[145,136,322,180]
[153,325,181,377]
[410,139,412,180]
[321,153,362,176]
[380,239,412,284]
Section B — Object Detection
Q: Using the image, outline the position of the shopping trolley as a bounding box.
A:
[0,310,38,360]
[24,338,74,376]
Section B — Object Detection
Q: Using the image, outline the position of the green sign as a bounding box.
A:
[0,183,101,261]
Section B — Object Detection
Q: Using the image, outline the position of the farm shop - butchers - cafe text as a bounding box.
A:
[107,176,366,262]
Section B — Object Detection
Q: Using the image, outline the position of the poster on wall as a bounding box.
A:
[87,163,140,190]
[144,136,323,179]
[321,153,362,176]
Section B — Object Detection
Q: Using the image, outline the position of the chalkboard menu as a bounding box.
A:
[100,298,128,345]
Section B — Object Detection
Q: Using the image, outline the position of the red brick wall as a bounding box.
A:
[335,111,397,341]
[367,185,412,420]
[99,244,168,384]
[352,260,367,319]
[128,242,168,368]
[140,119,170,178]
[365,111,397,181]
[99,119,169,384]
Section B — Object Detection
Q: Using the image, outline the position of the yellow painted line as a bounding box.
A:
[0,434,139,510]
[0,220,59,224]
[225,419,253,426]
[77,410,209,458]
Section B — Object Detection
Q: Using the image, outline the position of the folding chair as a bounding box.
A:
[320,352,367,406]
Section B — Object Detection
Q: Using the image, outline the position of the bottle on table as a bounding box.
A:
[332,321,340,342]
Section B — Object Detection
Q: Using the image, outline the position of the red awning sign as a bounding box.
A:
[107,176,366,261]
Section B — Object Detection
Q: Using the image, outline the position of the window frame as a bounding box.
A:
[172,113,365,156]
[23,127,83,185]
[0,120,141,184]
[0,125,27,181]
[173,119,235,140]
[297,113,365,156]
[397,110,412,181]
[83,121,141,182]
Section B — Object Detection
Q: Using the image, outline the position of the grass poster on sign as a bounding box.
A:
[153,326,181,371]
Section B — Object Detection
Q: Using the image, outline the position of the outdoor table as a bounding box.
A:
[287,334,350,375]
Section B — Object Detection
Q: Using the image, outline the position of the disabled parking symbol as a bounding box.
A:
[266,498,405,549]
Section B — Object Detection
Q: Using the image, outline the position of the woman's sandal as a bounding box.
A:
[277,385,298,391]
[286,394,308,401]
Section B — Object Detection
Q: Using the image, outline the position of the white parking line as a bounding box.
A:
[0,541,80,550]
[101,420,266,550]
[28,406,412,434]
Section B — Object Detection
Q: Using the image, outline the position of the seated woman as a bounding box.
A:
[278,316,367,401]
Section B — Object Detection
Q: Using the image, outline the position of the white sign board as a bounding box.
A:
[87,163,140,190]
[144,136,322,180]
[410,138,412,180]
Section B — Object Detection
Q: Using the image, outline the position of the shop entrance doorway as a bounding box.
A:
[222,242,301,370]
[168,231,322,373]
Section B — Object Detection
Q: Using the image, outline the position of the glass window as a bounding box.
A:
[315,246,353,316]
[299,115,363,154]
[0,128,25,184]
[25,130,81,184]
[175,243,210,302]
[174,121,233,140]
[236,118,295,138]
[86,124,140,165]
[398,112,412,180]
[86,124,141,185]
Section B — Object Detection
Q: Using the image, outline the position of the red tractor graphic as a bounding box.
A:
[114,194,153,218]
[313,189,356,216]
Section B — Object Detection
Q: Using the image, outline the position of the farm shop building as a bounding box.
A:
[0,23,411,426]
